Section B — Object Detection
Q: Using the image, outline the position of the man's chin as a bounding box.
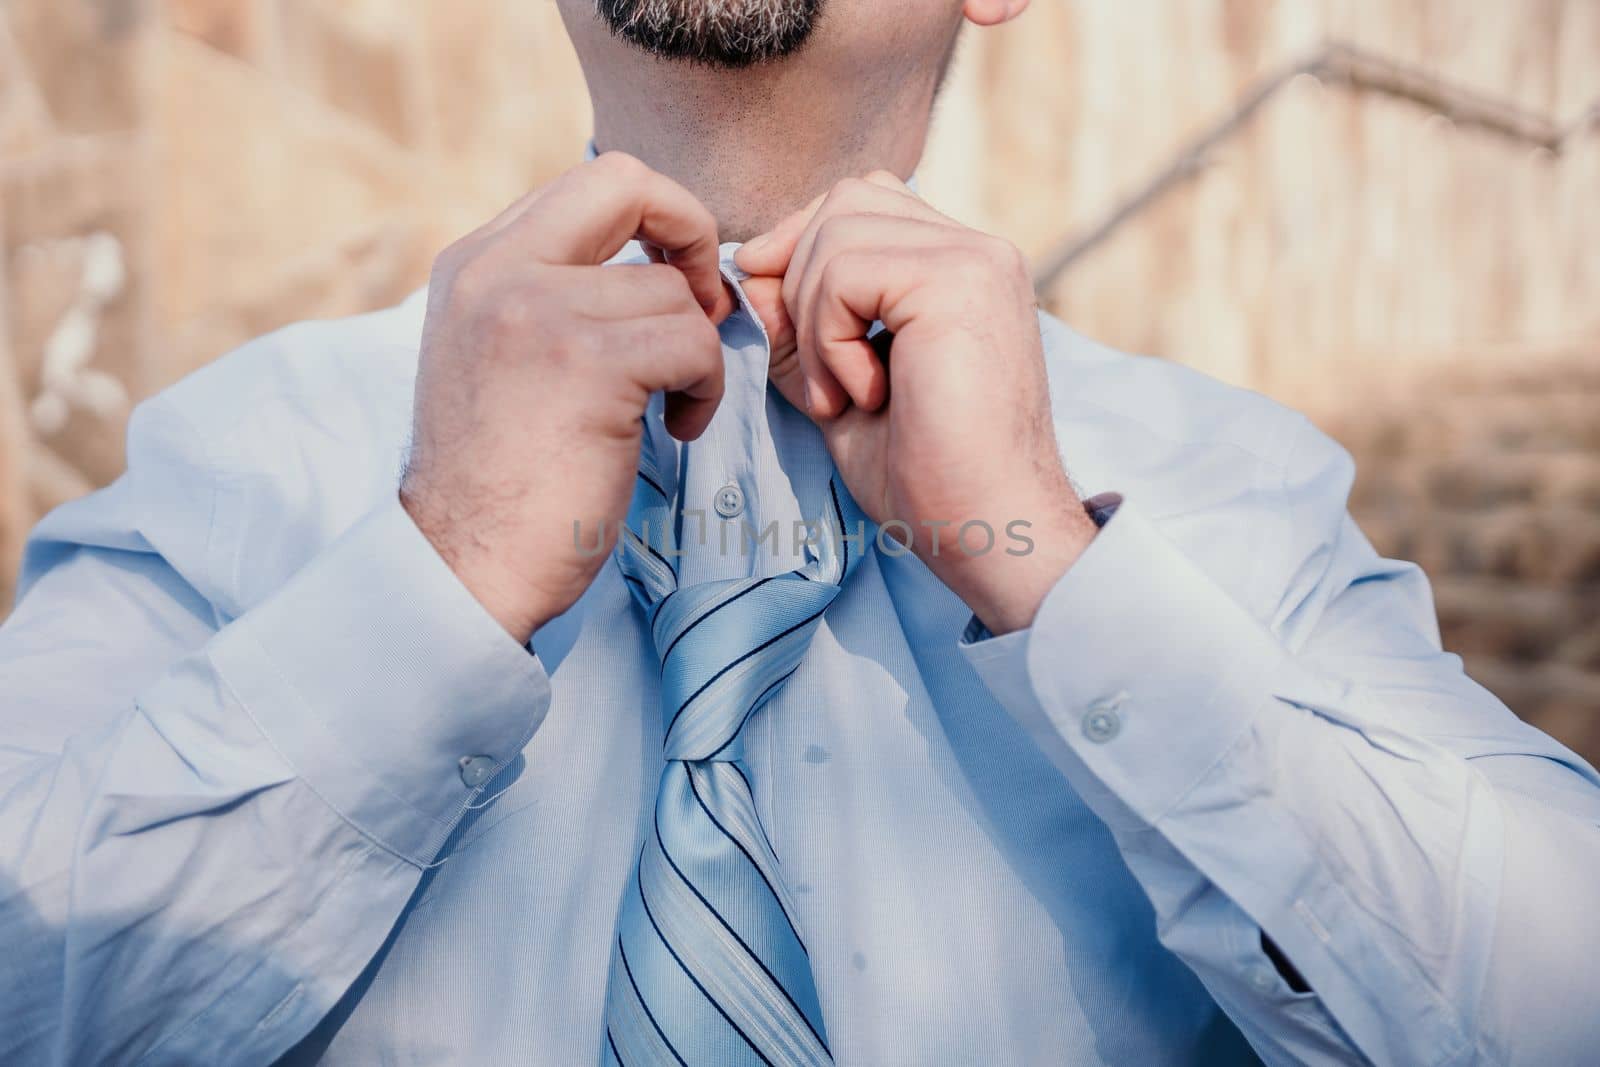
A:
[594,0,824,69]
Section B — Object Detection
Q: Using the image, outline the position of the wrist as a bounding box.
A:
[937,499,1097,636]
[398,485,555,644]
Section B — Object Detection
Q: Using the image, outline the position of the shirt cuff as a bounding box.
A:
[206,492,552,865]
[958,496,1292,826]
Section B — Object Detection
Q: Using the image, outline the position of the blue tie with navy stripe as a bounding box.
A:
[602,419,869,1066]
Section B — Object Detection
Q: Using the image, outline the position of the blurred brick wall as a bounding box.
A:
[934,0,1600,393]
[0,0,594,602]
[1,1,1597,757]
[1325,348,1600,756]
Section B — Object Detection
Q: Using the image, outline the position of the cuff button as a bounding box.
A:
[1081,692,1128,744]
[458,755,497,788]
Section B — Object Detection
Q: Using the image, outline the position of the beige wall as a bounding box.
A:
[1,1,1597,753]
[932,0,1600,394]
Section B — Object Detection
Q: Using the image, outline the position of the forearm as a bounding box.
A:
[961,497,1600,1064]
[0,495,551,1063]
[0,691,421,1066]
[1106,682,1600,1066]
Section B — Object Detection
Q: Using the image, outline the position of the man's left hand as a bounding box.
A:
[735,172,1097,634]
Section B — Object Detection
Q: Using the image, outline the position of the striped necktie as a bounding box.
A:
[602,418,870,1066]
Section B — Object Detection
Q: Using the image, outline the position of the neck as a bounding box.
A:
[577,33,949,241]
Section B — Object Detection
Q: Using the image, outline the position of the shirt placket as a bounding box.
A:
[673,248,777,586]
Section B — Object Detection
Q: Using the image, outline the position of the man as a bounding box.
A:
[1,0,1596,1063]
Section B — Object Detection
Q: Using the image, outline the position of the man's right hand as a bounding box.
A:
[400,151,734,643]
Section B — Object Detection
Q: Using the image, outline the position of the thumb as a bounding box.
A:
[732,189,826,277]
[740,274,807,412]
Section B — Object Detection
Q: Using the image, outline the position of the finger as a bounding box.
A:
[733,170,923,276]
[737,274,806,411]
[782,180,946,348]
[732,189,827,276]
[471,157,735,246]
[733,175,934,412]
[736,171,932,279]
[477,186,548,240]
[803,250,896,420]
[806,246,961,424]
[860,168,915,194]
[603,312,726,440]
[784,214,947,419]
[781,186,940,416]
[793,216,956,416]
[518,151,732,320]
[784,176,939,294]
[739,274,795,354]
[737,175,944,415]
[564,263,705,320]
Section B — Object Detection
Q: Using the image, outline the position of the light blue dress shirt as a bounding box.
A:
[3,232,1600,1066]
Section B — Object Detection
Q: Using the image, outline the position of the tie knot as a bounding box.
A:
[650,573,839,762]
[615,412,874,762]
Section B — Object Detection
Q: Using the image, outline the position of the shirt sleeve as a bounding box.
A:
[958,418,1600,1066]
[207,491,551,862]
[0,419,552,1064]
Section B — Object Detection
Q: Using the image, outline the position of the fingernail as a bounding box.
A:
[803,379,817,414]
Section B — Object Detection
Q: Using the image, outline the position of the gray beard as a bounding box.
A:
[593,0,824,68]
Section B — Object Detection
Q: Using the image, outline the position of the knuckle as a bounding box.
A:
[953,253,992,288]
[542,325,590,371]
[432,236,471,278]
[983,233,1028,276]
[483,291,537,345]
[665,315,721,373]
[682,309,722,348]
[434,242,485,300]
[444,257,491,312]
[693,333,723,376]
[595,149,647,179]
[948,237,1019,288]
[818,248,856,291]
[641,263,696,303]
[828,176,872,204]
[815,214,852,251]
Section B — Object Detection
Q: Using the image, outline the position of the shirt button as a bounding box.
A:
[1081,692,1127,744]
[714,483,745,519]
[458,755,496,788]
[1249,965,1279,994]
